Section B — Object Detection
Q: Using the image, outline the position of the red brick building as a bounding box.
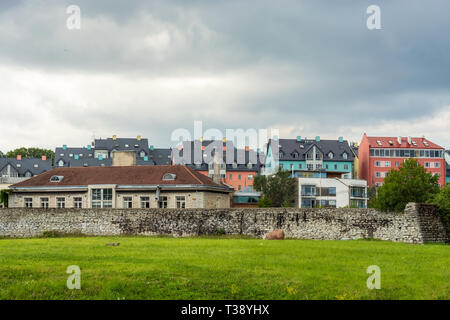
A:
[359,134,446,188]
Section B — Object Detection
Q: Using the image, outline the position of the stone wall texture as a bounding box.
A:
[0,203,448,243]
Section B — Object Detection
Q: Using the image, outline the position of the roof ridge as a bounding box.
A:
[182,165,205,185]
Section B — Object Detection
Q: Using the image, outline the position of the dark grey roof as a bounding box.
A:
[174,140,263,172]
[269,138,354,162]
[94,137,150,155]
[0,158,52,177]
[446,150,450,177]
[149,148,172,165]
[54,147,96,167]
[56,157,113,168]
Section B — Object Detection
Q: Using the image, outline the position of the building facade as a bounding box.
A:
[359,134,446,188]
[445,150,450,184]
[264,136,354,179]
[174,139,263,192]
[298,178,368,208]
[9,165,232,209]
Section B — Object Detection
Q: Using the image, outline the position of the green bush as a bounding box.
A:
[430,184,450,234]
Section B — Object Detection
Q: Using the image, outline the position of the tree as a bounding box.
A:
[5,148,54,163]
[253,170,297,207]
[430,184,450,234]
[370,158,440,212]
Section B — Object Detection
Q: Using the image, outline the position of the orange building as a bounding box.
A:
[359,134,446,188]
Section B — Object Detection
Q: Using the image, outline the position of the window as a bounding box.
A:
[375,172,381,178]
[307,164,314,171]
[434,162,440,168]
[301,185,316,196]
[375,161,381,167]
[316,164,322,169]
[395,162,399,167]
[162,173,176,181]
[57,197,65,208]
[334,164,338,170]
[384,161,391,167]
[425,162,430,168]
[141,197,150,208]
[140,151,146,158]
[176,196,186,208]
[74,197,82,208]
[158,196,168,208]
[342,152,348,159]
[123,197,133,208]
[25,198,33,208]
[248,175,253,180]
[328,152,334,159]
[344,164,349,170]
[247,163,253,169]
[40,198,49,208]
[50,175,64,183]
[238,185,242,191]
[229,174,233,180]
[232,162,238,169]
[238,174,242,180]
[92,189,113,208]
[328,187,336,195]
[58,160,65,167]
[329,200,336,207]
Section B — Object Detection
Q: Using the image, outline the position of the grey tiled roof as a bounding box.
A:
[269,138,354,162]
[94,137,150,156]
[175,140,263,172]
[0,158,52,177]
[149,148,172,165]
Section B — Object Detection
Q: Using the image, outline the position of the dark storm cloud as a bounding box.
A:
[0,0,449,150]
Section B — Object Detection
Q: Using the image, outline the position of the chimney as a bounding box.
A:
[212,151,222,185]
[316,136,321,142]
[137,135,141,141]
[41,155,47,161]
[112,135,117,140]
[296,136,301,142]
[338,137,344,143]
[112,150,136,166]
[16,155,22,160]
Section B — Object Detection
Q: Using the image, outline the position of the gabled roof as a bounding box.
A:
[10,165,230,191]
[94,137,150,153]
[269,138,353,162]
[366,136,443,149]
[150,148,172,165]
[0,158,52,176]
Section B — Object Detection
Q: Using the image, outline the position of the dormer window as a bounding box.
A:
[58,160,64,167]
[16,164,21,168]
[328,152,334,159]
[34,164,38,168]
[50,175,64,183]
[342,152,348,160]
[292,152,299,159]
[279,151,284,159]
[247,163,253,169]
[162,173,176,181]
[140,151,146,158]
[232,162,238,169]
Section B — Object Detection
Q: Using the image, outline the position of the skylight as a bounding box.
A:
[50,176,64,183]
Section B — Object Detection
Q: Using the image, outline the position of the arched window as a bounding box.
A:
[342,152,348,160]
[58,160,64,167]
[328,152,334,159]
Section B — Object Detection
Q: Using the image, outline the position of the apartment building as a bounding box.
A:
[264,136,354,179]
[445,150,450,184]
[298,177,368,208]
[359,134,446,188]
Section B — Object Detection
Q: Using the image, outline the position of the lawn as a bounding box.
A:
[0,237,448,300]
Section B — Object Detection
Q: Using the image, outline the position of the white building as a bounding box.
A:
[298,178,368,208]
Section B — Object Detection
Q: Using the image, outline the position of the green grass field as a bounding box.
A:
[0,237,448,300]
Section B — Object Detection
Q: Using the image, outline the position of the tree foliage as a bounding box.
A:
[5,148,54,162]
[429,184,450,234]
[370,158,440,212]
[253,170,297,207]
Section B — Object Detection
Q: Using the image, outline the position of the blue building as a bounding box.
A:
[264,136,354,179]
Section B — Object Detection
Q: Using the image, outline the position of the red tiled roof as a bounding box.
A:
[10,165,229,189]
[367,136,443,149]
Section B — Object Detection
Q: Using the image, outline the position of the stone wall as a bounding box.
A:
[0,203,447,243]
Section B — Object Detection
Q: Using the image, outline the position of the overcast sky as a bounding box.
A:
[0,0,449,152]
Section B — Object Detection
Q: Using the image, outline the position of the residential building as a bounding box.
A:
[174,139,263,192]
[445,150,450,184]
[232,186,261,208]
[264,136,354,179]
[359,134,446,188]
[54,136,172,167]
[298,177,368,208]
[9,165,232,209]
[0,156,52,207]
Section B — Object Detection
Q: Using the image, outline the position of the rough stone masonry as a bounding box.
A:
[0,203,448,244]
